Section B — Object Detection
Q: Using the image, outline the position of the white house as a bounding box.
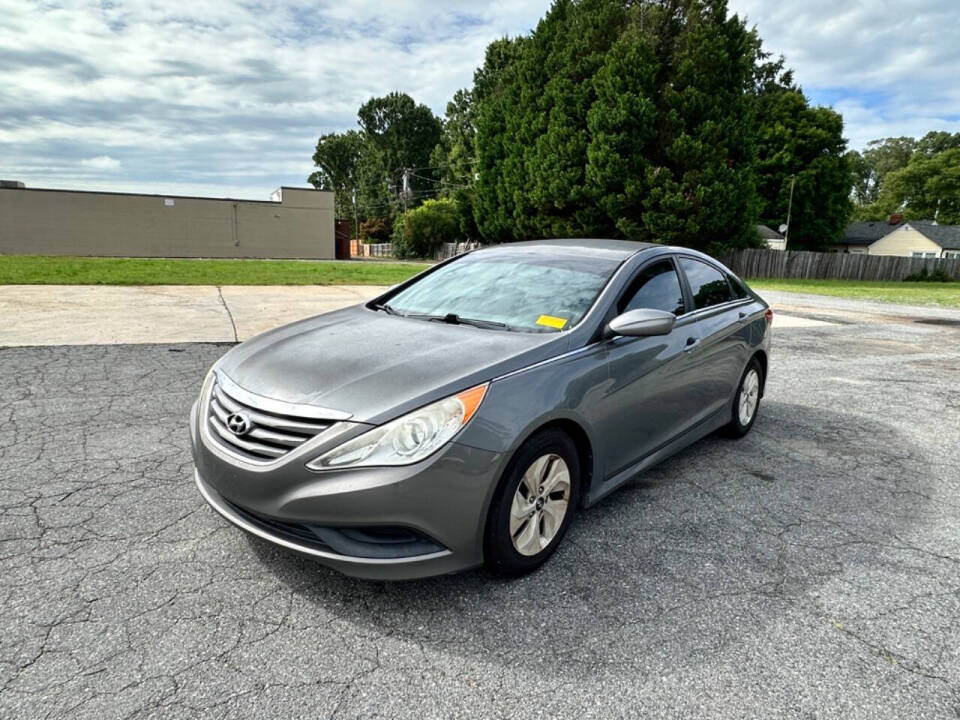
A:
[756,224,786,251]
[831,216,960,258]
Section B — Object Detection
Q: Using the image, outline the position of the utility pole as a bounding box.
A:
[784,174,797,249]
[401,168,412,214]
[352,187,358,242]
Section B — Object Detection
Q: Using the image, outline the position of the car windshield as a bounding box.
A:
[382,250,622,332]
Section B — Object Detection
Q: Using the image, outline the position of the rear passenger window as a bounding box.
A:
[619,261,686,316]
[679,258,733,310]
[727,273,749,300]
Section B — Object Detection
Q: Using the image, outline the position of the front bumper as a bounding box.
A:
[190,397,504,580]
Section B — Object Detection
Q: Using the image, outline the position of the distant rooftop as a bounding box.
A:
[0,183,327,204]
[843,218,960,249]
[756,224,784,241]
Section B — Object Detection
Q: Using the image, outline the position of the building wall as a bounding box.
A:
[0,186,335,259]
[868,226,942,257]
[825,244,868,254]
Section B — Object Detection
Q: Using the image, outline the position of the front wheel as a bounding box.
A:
[484,428,580,577]
[719,357,763,439]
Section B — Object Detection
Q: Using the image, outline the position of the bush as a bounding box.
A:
[904,266,954,282]
[358,216,393,243]
[392,198,462,259]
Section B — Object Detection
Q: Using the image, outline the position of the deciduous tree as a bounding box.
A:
[874,148,960,224]
[307,131,363,219]
[357,92,442,210]
[753,60,851,249]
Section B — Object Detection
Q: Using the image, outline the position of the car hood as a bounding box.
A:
[216,305,569,424]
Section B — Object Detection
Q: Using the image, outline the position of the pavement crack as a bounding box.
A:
[216,286,239,343]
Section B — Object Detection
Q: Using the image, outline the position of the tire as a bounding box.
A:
[484,428,581,577]
[719,356,763,439]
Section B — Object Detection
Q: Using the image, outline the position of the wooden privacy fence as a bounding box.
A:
[435,241,481,260]
[721,248,960,281]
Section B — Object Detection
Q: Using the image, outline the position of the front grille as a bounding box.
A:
[207,378,334,461]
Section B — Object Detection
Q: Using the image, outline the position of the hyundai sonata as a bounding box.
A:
[190,239,771,579]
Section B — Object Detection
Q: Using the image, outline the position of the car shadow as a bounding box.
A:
[245,399,935,671]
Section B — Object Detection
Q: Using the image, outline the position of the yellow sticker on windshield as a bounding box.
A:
[536,314,568,329]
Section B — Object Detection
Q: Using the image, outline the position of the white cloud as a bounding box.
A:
[79,155,120,169]
[0,0,546,197]
[1,0,957,198]
[728,0,960,150]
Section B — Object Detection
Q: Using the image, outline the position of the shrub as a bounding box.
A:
[392,198,462,259]
[358,216,393,243]
[904,266,954,283]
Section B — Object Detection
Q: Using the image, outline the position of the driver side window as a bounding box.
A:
[618,260,686,316]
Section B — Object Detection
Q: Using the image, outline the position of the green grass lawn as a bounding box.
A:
[0,255,431,286]
[748,278,960,308]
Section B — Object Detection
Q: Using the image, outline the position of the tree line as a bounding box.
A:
[847,132,960,225]
[309,0,955,257]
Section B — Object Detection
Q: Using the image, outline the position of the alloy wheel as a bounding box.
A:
[738,368,760,426]
[508,453,571,557]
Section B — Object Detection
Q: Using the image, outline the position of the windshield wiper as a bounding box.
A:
[427,313,511,331]
[373,302,403,316]
[379,307,513,331]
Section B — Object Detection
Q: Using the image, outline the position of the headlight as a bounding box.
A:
[306,384,488,470]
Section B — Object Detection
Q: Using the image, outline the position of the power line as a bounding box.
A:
[351,186,463,215]
[406,170,473,188]
[395,159,479,173]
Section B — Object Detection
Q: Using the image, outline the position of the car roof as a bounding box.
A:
[475,238,658,260]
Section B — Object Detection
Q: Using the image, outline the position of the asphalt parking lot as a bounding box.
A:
[2,303,959,718]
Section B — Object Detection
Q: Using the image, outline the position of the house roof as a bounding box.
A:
[756,224,784,240]
[841,219,960,249]
[910,222,960,250]
[842,220,903,246]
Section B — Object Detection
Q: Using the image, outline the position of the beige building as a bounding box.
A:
[831,217,960,258]
[0,184,335,259]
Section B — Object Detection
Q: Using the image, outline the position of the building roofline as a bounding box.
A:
[0,184,330,204]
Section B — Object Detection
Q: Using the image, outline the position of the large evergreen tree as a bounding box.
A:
[470,37,528,241]
[472,0,762,251]
[639,0,759,250]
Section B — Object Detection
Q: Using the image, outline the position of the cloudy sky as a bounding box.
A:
[2,0,958,199]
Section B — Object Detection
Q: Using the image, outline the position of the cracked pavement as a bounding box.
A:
[1,308,959,718]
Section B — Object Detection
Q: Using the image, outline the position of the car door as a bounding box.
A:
[676,256,751,419]
[594,256,704,478]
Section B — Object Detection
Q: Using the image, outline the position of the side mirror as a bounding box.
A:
[607,308,676,337]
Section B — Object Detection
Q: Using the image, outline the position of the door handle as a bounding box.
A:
[738,311,748,323]
[684,337,699,352]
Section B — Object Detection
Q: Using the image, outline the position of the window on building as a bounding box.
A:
[911,251,938,259]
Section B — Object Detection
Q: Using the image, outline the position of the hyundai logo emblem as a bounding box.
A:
[225,412,252,436]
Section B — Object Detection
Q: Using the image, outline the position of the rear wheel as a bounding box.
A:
[719,357,763,439]
[484,428,580,577]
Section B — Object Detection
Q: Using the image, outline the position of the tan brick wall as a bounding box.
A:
[0,186,335,259]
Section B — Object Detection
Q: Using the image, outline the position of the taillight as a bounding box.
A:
[764,308,773,325]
